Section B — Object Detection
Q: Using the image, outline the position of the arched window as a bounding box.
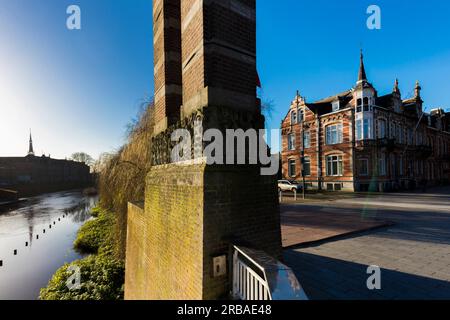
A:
[291,111,297,124]
[299,109,304,122]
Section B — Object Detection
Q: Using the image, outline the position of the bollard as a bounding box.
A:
[14,250,17,255]
[279,190,283,203]
[25,242,28,247]
[0,260,3,267]
[36,235,39,240]
[58,218,60,221]
[53,222,56,225]
[294,189,297,201]
[43,229,46,234]
[49,225,52,229]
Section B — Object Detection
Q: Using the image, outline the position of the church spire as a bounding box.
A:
[393,78,400,95]
[358,50,367,82]
[28,130,35,156]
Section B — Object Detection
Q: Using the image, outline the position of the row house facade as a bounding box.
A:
[281,53,450,192]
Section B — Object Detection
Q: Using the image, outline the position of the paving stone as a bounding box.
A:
[283,187,450,300]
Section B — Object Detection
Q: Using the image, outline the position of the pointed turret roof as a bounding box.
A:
[355,50,375,92]
[358,50,367,82]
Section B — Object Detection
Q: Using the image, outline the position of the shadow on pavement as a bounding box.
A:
[284,251,450,300]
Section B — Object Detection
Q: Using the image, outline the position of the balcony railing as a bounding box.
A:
[232,245,308,301]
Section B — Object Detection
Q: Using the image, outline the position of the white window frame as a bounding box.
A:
[363,119,371,139]
[288,134,295,151]
[304,131,311,149]
[326,155,343,177]
[288,159,296,177]
[332,101,340,112]
[303,156,311,176]
[291,111,297,125]
[298,109,304,122]
[356,119,362,141]
[326,124,343,145]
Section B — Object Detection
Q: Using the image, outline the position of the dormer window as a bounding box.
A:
[332,101,340,112]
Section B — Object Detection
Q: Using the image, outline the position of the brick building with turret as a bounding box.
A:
[281,52,450,192]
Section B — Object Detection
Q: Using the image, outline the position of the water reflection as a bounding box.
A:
[0,190,97,300]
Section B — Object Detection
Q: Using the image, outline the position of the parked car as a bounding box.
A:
[278,180,303,193]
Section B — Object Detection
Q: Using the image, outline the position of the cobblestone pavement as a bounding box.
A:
[284,186,450,300]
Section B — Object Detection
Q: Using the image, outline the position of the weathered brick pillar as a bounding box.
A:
[125,0,282,300]
[180,0,258,117]
[153,0,183,135]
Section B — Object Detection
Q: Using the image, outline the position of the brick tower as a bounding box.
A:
[153,0,182,135]
[125,0,282,300]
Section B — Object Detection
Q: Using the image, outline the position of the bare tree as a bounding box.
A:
[71,152,94,166]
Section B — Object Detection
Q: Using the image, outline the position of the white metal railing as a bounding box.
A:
[232,245,309,301]
[233,248,272,300]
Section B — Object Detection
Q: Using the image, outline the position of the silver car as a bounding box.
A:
[278,180,303,193]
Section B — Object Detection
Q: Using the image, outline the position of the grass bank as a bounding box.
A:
[39,207,125,300]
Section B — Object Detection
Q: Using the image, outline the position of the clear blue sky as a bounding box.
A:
[1,0,449,159]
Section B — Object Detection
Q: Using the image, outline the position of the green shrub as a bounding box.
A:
[90,206,102,218]
[39,254,124,300]
[73,209,114,254]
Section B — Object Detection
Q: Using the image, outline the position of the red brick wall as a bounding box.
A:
[181,0,257,114]
[153,0,183,130]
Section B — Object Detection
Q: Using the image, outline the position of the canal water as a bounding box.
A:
[0,190,97,300]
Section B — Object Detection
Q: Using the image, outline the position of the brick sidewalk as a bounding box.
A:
[283,187,450,300]
[281,204,392,248]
